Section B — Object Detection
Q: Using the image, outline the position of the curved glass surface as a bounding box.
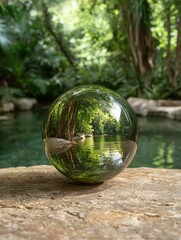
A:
[43,85,138,183]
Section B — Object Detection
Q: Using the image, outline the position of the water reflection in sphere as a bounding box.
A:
[43,85,138,183]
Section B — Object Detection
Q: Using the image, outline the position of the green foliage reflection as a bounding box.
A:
[43,86,138,182]
[153,142,174,168]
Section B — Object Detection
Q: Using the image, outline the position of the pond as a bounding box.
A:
[0,108,181,169]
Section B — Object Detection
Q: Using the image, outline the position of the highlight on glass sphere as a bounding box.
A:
[43,85,138,183]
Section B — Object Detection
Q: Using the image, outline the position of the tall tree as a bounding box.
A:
[122,0,154,91]
[173,6,181,87]
[42,3,77,71]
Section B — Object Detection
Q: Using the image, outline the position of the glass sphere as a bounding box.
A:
[43,85,138,183]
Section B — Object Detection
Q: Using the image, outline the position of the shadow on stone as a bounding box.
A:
[0,166,112,200]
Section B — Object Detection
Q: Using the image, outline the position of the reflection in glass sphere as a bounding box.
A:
[43,85,138,183]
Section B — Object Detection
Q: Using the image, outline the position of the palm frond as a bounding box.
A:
[0,19,11,49]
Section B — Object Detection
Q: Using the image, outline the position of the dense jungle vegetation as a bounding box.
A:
[0,0,181,102]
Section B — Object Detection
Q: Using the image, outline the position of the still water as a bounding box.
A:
[0,109,180,169]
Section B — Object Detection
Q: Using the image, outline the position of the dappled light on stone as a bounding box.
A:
[43,85,138,183]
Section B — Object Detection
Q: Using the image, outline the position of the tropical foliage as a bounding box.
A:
[0,0,181,102]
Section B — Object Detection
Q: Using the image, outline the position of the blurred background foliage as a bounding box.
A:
[0,0,181,102]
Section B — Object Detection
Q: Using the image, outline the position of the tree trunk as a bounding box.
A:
[42,4,77,71]
[173,15,181,88]
[122,0,154,92]
[56,97,79,140]
[166,7,172,79]
[135,14,147,81]
[122,1,143,95]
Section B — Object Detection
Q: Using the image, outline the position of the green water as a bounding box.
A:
[0,109,180,169]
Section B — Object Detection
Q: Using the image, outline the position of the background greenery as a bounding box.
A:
[0,0,181,102]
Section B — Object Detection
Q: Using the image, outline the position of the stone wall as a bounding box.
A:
[0,166,180,240]
[128,98,181,120]
[0,98,37,113]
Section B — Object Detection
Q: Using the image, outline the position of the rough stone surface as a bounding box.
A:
[0,166,180,240]
[128,97,181,120]
[14,98,37,111]
[0,115,9,120]
[158,100,181,107]
[0,102,14,112]
[149,106,181,120]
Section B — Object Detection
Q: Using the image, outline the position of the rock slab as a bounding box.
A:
[0,166,180,240]
[128,97,181,120]
[14,98,37,111]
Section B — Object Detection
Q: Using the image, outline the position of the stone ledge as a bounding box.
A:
[0,98,37,114]
[128,97,181,120]
[0,166,180,240]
